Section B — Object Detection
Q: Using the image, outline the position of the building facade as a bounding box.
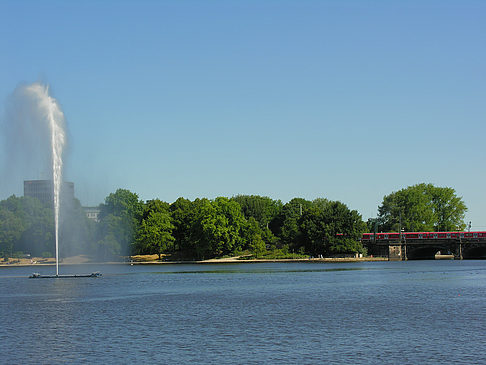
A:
[23,180,75,206]
[82,206,101,222]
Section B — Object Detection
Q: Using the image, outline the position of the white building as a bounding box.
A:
[83,206,101,222]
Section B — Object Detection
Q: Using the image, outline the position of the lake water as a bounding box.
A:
[1,260,486,364]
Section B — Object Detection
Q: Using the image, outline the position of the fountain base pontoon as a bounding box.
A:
[29,272,101,278]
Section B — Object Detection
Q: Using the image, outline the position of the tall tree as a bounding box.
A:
[232,195,281,247]
[213,197,246,254]
[0,207,24,257]
[377,183,467,232]
[242,217,266,256]
[273,198,312,249]
[134,199,174,258]
[189,198,219,260]
[142,199,170,220]
[170,197,194,255]
[135,210,175,259]
[0,195,54,257]
[430,186,467,231]
[300,200,366,256]
[231,195,282,229]
[185,198,247,259]
[97,189,144,258]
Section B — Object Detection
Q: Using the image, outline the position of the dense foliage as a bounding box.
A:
[0,195,95,259]
[374,183,467,232]
[96,189,144,259]
[0,191,367,260]
[0,183,467,260]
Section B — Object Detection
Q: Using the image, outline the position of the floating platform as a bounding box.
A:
[29,272,102,278]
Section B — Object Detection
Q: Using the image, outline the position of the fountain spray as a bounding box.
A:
[24,83,66,276]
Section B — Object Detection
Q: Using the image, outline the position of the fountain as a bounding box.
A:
[20,83,100,279]
[17,83,65,276]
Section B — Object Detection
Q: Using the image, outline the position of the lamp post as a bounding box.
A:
[399,211,402,243]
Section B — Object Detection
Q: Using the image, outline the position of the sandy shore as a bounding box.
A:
[140,257,388,264]
[0,255,387,267]
[129,254,388,264]
[0,257,56,267]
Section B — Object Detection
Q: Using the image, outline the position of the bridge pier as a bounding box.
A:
[388,244,407,261]
[454,242,463,260]
[388,241,463,260]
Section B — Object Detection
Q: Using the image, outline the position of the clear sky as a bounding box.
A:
[1,0,485,228]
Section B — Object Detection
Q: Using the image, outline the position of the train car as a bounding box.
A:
[362,231,486,241]
[362,233,374,241]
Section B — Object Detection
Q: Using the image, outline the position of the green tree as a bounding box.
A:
[231,195,282,229]
[300,200,366,256]
[0,207,24,257]
[142,199,170,220]
[186,197,247,259]
[378,183,467,232]
[213,197,246,254]
[231,195,281,247]
[170,197,194,255]
[273,198,312,250]
[242,217,266,256]
[430,186,467,231]
[0,195,54,257]
[136,210,175,259]
[134,199,174,258]
[189,198,219,259]
[0,195,94,259]
[97,189,144,258]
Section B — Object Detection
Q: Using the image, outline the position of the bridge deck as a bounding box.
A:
[366,238,486,260]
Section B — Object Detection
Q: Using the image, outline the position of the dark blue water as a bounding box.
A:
[1,261,485,364]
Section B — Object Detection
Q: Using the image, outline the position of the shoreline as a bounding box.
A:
[0,256,388,267]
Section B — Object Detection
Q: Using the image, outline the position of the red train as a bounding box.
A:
[362,231,486,241]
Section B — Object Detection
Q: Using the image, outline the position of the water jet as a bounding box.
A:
[22,83,101,279]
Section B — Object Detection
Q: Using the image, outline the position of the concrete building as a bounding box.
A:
[24,180,102,222]
[23,180,75,206]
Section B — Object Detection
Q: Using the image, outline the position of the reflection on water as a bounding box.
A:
[1,261,486,364]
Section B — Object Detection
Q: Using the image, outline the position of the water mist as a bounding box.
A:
[24,83,66,276]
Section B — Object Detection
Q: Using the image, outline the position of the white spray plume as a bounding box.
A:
[24,83,66,275]
[1,82,67,275]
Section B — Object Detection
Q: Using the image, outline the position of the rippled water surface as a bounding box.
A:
[1,261,486,364]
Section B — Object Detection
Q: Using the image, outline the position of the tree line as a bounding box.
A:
[369,183,467,233]
[0,183,468,260]
[96,192,367,260]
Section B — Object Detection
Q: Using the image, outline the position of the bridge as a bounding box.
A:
[364,233,486,260]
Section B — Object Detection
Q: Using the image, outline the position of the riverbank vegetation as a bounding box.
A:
[0,183,467,261]
[370,183,467,233]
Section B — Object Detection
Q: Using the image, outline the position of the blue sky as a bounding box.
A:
[1,0,485,228]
